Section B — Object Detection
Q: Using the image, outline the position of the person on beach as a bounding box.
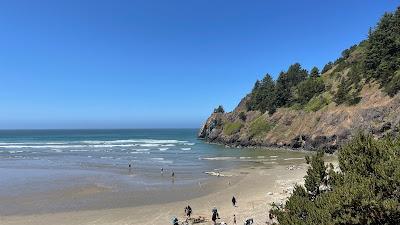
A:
[161,167,164,175]
[186,205,192,218]
[211,212,217,225]
[232,196,237,207]
[172,170,175,178]
[244,218,254,225]
[211,207,219,224]
[233,214,237,224]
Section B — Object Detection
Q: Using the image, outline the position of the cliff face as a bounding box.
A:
[199,83,400,152]
[199,7,400,152]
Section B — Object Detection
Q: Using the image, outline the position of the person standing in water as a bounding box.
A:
[232,196,237,207]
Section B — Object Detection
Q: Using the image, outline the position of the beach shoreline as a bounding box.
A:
[0,162,308,225]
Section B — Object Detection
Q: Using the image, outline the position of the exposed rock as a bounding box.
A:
[198,84,400,153]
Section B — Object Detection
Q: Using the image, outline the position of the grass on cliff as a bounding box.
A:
[249,116,275,137]
[304,93,331,112]
[223,122,242,135]
[289,93,331,112]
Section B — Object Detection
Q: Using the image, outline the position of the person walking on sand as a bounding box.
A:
[232,196,237,207]
[186,205,192,218]
[172,170,175,178]
[211,207,219,225]
[233,214,237,224]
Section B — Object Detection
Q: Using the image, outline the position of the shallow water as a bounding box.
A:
[0,129,308,215]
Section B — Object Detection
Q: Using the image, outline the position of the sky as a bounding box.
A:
[0,0,399,129]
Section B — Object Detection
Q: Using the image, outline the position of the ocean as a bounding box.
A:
[0,129,307,215]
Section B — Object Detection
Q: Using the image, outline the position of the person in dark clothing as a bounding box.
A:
[187,205,192,218]
[232,196,237,207]
[211,212,217,224]
[211,207,219,225]
[244,218,254,225]
[233,214,237,224]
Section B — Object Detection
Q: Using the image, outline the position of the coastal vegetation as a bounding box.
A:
[199,7,400,152]
[249,116,274,138]
[271,133,400,224]
[223,122,242,135]
[246,7,399,113]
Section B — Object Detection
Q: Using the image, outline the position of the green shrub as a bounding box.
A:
[272,133,400,224]
[249,117,274,137]
[238,111,247,121]
[223,122,242,135]
[385,70,400,97]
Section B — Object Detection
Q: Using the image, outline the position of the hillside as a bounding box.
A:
[199,7,400,153]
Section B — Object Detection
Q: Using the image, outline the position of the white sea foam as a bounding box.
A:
[270,155,278,158]
[201,157,236,161]
[0,144,139,149]
[139,144,160,147]
[283,157,304,161]
[158,148,169,151]
[151,157,164,161]
[134,149,150,152]
[8,150,23,154]
[161,144,175,147]
[81,139,187,145]
[181,147,191,151]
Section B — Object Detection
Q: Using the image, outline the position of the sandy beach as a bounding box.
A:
[0,162,307,225]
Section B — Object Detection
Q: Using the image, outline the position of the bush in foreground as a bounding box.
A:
[271,133,400,225]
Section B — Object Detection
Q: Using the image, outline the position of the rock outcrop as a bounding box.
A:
[199,84,400,153]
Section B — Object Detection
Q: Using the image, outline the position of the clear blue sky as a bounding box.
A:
[0,0,399,129]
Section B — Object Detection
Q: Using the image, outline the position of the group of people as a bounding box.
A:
[171,195,273,225]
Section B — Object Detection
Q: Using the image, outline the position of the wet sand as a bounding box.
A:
[0,163,307,225]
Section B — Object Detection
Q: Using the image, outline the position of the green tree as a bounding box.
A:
[275,63,308,107]
[246,74,277,114]
[363,7,400,94]
[214,105,225,113]
[293,78,325,105]
[272,133,400,225]
[334,78,350,105]
[310,67,320,79]
[321,62,333,74]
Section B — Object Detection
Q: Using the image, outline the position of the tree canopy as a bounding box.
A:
[271,133,400,225]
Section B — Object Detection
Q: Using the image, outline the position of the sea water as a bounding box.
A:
[0,129,307,215]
